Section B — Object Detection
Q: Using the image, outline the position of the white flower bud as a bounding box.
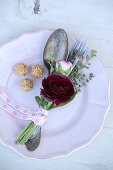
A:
[56,60,73,76]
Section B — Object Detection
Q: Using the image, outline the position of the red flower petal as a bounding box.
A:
[40,74,74,106]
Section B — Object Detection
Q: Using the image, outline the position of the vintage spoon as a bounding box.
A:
[43,28,69,72]
[25,29,69,151]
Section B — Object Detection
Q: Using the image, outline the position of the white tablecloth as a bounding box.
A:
[0,0,113,169]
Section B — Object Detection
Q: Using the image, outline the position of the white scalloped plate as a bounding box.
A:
[0,30,110,159]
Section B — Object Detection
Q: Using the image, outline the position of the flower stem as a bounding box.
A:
[17,121,32,138]
[73,58,79,68]
[20,123,36,145]
[16,122,33,144]
[16,121,37,145]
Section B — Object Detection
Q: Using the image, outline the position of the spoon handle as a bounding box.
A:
[29,125,41,139]
[25,126,41,151]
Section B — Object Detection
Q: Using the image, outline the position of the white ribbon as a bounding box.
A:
[0,89,49,125]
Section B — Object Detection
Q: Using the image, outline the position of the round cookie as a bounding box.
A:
[15,63,28,76]
[31,65,44,78]
[20,78,33,91]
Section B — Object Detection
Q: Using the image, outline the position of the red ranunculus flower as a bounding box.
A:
[40,74,74,106]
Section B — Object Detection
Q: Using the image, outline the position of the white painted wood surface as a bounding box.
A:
[0,0,113,169]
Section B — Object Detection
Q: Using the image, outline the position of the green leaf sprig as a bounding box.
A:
[35,91,77,111]
[86,50,97,65]
[68,49,97,92]
[48,52,55,73]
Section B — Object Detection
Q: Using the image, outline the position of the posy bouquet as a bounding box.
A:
[16,30,97,147]
[16,50,96,146]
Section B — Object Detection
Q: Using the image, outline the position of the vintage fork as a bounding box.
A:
[70,40,87,57]
[68,40,88,65]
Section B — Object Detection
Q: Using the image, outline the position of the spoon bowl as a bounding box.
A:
[43,28,69,71]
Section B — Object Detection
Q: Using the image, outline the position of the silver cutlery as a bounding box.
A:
[25,29,69,151]
[68,40,88,62]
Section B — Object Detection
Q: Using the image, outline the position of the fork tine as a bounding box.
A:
[76,41,82,50]
[82,42,88,55]
[79,42,85,53]
[68,39,88,61]
[69,40,79,56]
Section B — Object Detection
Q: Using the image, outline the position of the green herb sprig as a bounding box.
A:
[68,49,96,92]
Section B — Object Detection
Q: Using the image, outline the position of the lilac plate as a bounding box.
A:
[0,30,110,159]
